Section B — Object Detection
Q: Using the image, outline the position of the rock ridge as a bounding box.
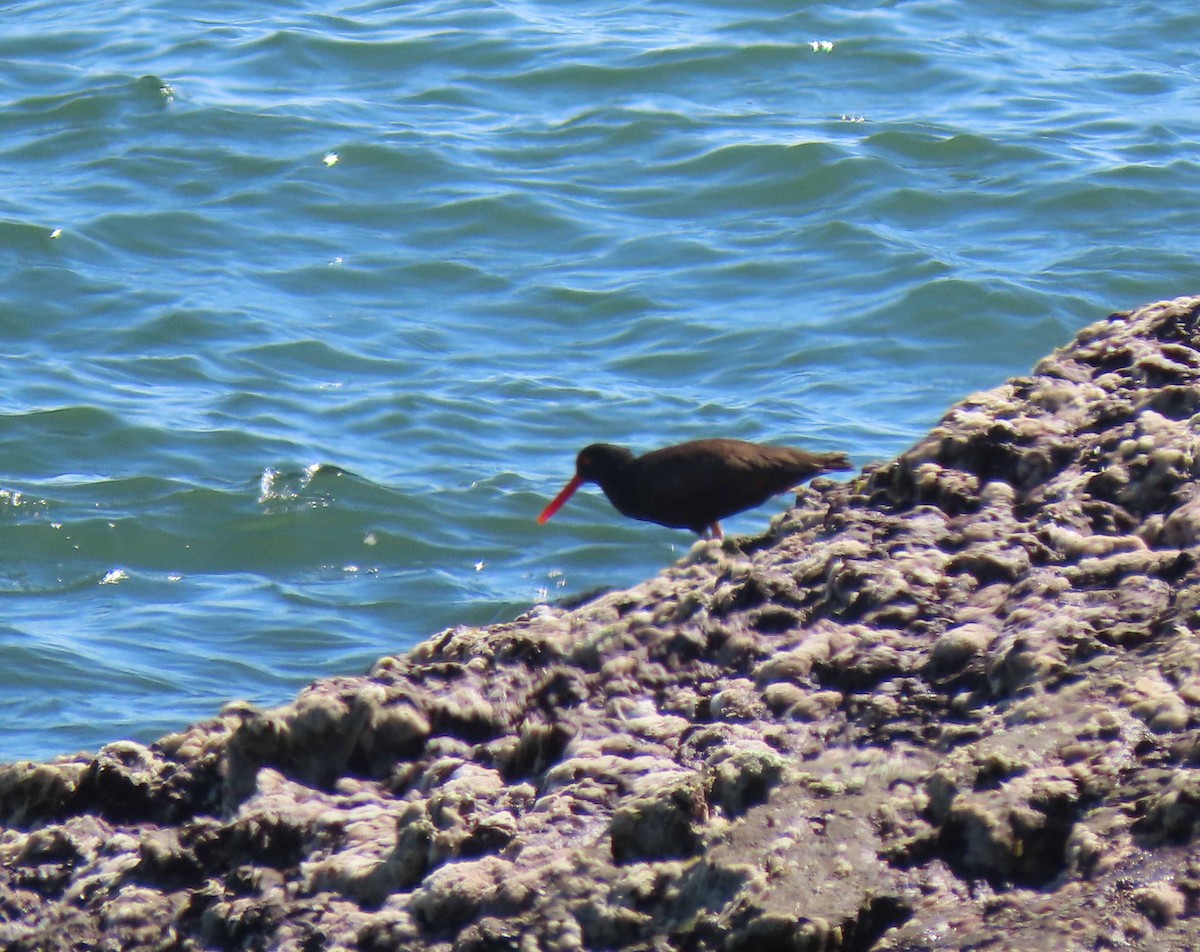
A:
[5,296,1200,949]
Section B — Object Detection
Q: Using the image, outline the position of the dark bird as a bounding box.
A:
[537,438,852,540]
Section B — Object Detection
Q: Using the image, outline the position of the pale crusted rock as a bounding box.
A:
[1161,492,1200,547]
[609,774,706,863]
[1121,675,1191,733]
[0,760,86,826]
[9,296,1200,949]
[408,855,520,931]
[706,746,787,818]
[928,622,995,676]
[1133,882,1188,927]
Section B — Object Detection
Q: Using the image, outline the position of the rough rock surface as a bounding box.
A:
[6,296,1200,950]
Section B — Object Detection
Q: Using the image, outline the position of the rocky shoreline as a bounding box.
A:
[6,295,1200,950]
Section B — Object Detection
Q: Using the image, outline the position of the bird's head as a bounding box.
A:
[574,443,635,484]
[537,443,635,525]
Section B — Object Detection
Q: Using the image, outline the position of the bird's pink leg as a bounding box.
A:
[709,522,724,541]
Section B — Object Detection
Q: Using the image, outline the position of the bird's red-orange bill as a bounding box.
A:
[537,474,583,524]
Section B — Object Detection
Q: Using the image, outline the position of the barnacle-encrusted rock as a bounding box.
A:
[6,296,1200,950]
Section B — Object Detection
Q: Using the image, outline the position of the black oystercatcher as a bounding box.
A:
[537,438,852,540]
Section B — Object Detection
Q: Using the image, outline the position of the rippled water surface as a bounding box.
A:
[2,0,1199,761]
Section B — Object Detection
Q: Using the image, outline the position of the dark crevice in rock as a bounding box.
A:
[842,895,916,952]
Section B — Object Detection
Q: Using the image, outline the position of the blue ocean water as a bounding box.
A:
[2,0,1198,762]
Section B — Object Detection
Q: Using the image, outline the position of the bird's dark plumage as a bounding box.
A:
[538,438,852,539]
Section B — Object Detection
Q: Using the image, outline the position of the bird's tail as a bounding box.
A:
[816,451,853,473]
